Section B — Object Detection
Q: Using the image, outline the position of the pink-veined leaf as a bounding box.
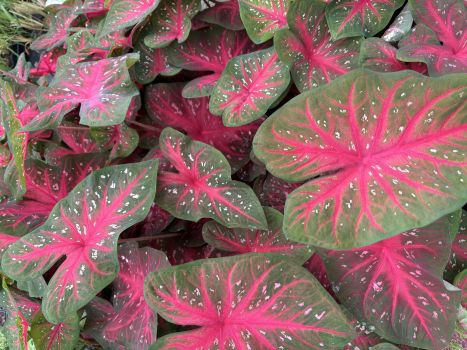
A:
[145,253,355,349]
[82,297,121,349]
[30,8,78,51]
[0,53,30,85]
[209,47,290,126]
[397,0,467,76]
[76,0,110,15]
[253,69,467,249]
[30,49,65,78]
[381,4,413,42]
[23,54,140,131]
[99,0,161,37]
[101,242,170,349]
[274,0,361,92]
[0,81,28,199]
[322,214,462,349]
[144,0,201,49]
[30,312,80,350]
[156,128,267,229]
[325,0,405,40]
[167,27,258,97]
[360,38,427,73]
[238,0,291,43]
[145,82,261,167]
[134,27,180,84]
[1,160,158,323]
[196,0,243,30]
[202,206,312,263]
[0,281,40,350]
[89,123,139,160]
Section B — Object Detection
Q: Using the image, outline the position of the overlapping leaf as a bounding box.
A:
[196,0,243,30]
[325,0,405,39]
[381,4,413,42]
[254,69,467,249]
[397,0,467,76]
[102,242,170,350]
[274,0,361,92]
[144,0,201,49]
[210,47,290,126]
[145,253,355,349]
[360,38,426,73]
[23,54,139,131]
[167,27,257,97]
[156,128,267,229]
[202,207,312,262]
[2,160,158,323]
[323,214,462,349]
[238,0,290,43]
[145,83,261,167]
[99,0,161,37]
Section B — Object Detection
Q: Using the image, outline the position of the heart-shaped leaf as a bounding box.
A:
[167,27,257,97]
[145,82,261,167]
[322,214,462,349]
[238,0,291,43]
[210,47,290,126]
[274,0,361,92]
[397,0,466,76]
[99,0,161,37]
[23,54,139,131]
[254,69,467,249]
[145,253,355,349]
[156,128,267,229]
[144,0,201,49]
[102,242,170,350]
[2,160,158,323]
[202,207,312,263]
[325,0,405,40]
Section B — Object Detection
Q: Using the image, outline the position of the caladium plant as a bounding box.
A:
[0,0,466,349]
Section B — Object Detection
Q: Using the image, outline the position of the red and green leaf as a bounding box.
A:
[397,0,467,76]
[156,128,267,229]
[274,0,361,92]
[360,38,427,73]
[30,312,80,350]
[322,214,462,349]
[238,0,290,43]
[23,55,140,131]
[1,160,158,323]
[134,28,180,85]
[145,83,261,167]
[210,47,290,126]
[167,27,258,97]
[102,242,170,349]
[0,281,40,350]
[144,0,201,49]
[145,253,355,349]
[202,207,312,263]
[325,0,405,40]
[30,8,78,51]
[99,0,161,37]
[254,69,467,249]
[196,0,243,30]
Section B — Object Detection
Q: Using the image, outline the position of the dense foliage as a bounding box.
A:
[0,0,465,349]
